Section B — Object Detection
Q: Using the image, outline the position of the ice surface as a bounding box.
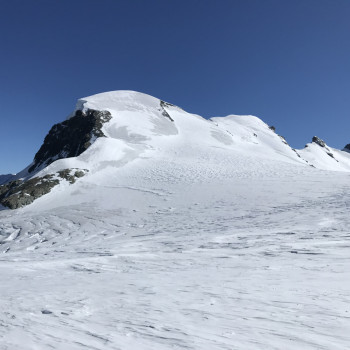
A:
[1,91,350,349]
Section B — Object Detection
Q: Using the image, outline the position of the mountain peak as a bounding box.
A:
[312,136,327,148]
[343,144,350,153]
[74,90,164,115]
[2,90,350,209]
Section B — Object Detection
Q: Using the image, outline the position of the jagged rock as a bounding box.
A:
[292,149,301,158]
[74,170,85,178]
[279,135,288,145]
[269,125,276,132]
[0,168,88,209]
[343,144,350,153]
[327,152,338,162]
[310,136,338,161]
[312,136,326,148]
[160,100,176,108]
[57,169,77,184]
[160,100,174,122]
[28,109,112,173]
[0,175,59,209]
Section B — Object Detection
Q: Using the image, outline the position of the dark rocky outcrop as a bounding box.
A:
[343,144,350,153]
[278,135,288,145]
[160,100,174,122]
[326,152,338,161]
[28,109,112,173]
[309,136,339,162]
[0,168,88,209]
[312,136,326,148]
[292,148,302,158]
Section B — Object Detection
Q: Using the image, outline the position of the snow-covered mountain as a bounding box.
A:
[298,136,350,171]
[1,91,350,350]
[1,90,350,209]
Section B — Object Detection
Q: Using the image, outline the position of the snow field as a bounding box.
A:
[1,91,350,349]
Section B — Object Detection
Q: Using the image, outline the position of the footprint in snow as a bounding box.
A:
[41,310,53,315]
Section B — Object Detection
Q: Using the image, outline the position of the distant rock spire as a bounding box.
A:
[312,136,326,148]
[343,144,350,153]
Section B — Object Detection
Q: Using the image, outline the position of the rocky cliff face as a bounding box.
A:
[0,108,110,209]
[312,136,326,148]
[28,109,112,173]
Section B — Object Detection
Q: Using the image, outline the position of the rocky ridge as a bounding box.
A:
[0,169,87,209]
[343,144,350,153]
[1,91,350,210]
[0,107,111,209]
[28,109,112,174]
[310,136,338,161]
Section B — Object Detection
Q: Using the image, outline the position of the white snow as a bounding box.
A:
[1,90,350,349]
[299,141,350,171]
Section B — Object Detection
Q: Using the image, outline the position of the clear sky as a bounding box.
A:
[1,0,350,174]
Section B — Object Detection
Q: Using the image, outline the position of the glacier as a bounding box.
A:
[0,91,349,349]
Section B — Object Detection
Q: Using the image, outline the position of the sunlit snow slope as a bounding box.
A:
[1,91,350,350]
[35,90,307,181]
[13,90,350,184]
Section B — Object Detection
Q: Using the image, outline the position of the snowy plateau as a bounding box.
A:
[1,90,350,350]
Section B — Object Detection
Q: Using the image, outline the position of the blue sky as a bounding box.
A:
[1,0,350,174]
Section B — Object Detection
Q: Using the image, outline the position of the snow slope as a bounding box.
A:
[1,91,350,350]
[9,90,350,183]
[299,139,350,171]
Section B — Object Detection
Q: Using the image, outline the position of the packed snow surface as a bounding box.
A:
[1,91,350,349]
